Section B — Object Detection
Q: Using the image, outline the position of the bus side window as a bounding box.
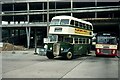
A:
[86,39,89,44]
[75,21,78,27]
[79,38,82,44]
[58,36,63,42]
[74,38,78,44]
[85,38,89,44]
[83,38,86,43]
[70,20,74,26]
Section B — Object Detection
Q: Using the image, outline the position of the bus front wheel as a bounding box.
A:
[46,52,54,59]
[66,52,73,60]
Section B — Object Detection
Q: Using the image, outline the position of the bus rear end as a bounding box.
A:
[95,33,118,57]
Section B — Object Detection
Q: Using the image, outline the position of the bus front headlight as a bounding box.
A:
[97,49,100,53]
[112,50,115,54]
[50,47,52,50]
[61,48,64,51]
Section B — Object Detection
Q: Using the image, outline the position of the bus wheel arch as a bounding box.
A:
[46,52,54,59]
[86,49,90,55]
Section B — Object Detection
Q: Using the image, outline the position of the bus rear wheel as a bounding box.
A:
[46,52,54,59]
[66,52,73,60]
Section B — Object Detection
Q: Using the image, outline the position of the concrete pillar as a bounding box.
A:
[118,22,120,80]
[26,3,30,49]
[42,2,44,22]
[95,0,97,18]
[12,3,14,22]
[0,28,1,42]
[0,24,2,80]
[0,19,1,42]
[14,29,16,36]
[26,27,31,49]
[118,23,120,51]
[8,29,11,38]
[27,2,30,23]
[18,29,20,42]
[55,2,56,16]
[47,0,49,37]
[71,0,73,17]
[0,1,2,42]
[34,29,37,54]
[0,27,2,80]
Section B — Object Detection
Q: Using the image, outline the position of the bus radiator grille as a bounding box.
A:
[101,49,111,54]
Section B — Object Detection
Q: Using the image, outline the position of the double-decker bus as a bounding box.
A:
[95,32,118,57]
[44,15,93,59]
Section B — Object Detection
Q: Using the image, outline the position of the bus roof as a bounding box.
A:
[52,15,93,26]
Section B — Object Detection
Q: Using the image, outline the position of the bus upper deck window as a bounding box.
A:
[75,21,78,27]
[50,19,60,25]
[60,19,69,25]
[79,23,82,28]
[85,24,88,29]
[70,20,74,26]
[89,25,92,30]
[80,23,84,28]
[82,24,85,29]
[87,25,90,30]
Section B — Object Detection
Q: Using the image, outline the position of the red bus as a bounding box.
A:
[95,32,118,57]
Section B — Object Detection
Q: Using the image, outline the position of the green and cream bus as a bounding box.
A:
[44,15,93,59]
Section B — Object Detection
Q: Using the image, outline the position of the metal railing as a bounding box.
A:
[1,6,120,16]
[2,18,120,27]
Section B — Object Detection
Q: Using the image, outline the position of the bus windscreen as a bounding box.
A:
[97,36,117,45]
[60,19,69,25]
[50,19,60,25]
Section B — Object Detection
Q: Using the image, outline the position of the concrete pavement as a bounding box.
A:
[1,50,119,79]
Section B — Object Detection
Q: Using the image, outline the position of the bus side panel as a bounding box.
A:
[74,44,90,55]
[73,44,80,55]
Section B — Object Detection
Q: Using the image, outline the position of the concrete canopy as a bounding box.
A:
[1,0,120,3]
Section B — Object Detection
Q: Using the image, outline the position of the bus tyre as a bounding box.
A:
[66,52,73,60]
[96,54,99,57]
[46,52,54,59]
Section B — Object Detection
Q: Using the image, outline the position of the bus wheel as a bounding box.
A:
[46,52,54,59]
[96,54,99,57]
[66,52,73,60]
